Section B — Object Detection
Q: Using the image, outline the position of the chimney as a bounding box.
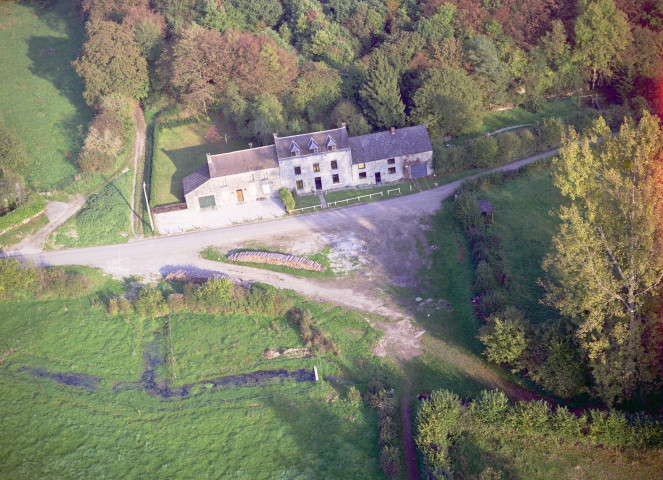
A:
[248,142,253,149]
[390,127,396,135]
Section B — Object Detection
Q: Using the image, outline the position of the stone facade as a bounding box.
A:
[182,124,433,211]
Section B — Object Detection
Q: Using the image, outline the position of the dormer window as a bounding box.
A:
[325,135,337,151]
[290,141,301,156]
[308,138,319,154]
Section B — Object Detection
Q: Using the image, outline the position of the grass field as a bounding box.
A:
[152,117,247,206]
[478,168,563,322]
[0,0,91,190]
[293,194,322,209]
[0,270,389,479]
[50,171,133,248]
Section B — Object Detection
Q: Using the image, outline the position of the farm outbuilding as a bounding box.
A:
[477,200,494,223]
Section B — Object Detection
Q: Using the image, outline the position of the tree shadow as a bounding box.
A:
[160,145,216,201]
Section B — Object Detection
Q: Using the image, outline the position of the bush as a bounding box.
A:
[475,261,497,294]
[470,136,499,168]
[133,287,167,319]
[517,129,537,155]
[471,241,491,265]
[470,390,510,426]
[508,400,552,434]
[0,258,37,298]
[478,307,528,367]
[34,269,90,299]
[288,307,337,354]
[552,406,586,439]
[477,290,506,319]
[539,117,565,149]
[378,416,398,448]
[194,278,234,309]
[347,385,362,404]
[279,187,295,212]
[496,131,522,163]
[0,194,46,232]
[379,445,401,479]
[434,143,470,175]
[452,191,480,229]
[416,390,464,470]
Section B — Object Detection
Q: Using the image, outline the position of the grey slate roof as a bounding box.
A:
[183,164,210,196]
[348,125,432,164]
[274,126,349,160]
[207,145,278,177]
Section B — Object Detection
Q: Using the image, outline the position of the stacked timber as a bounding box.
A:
[164,270,252,289]
[227,251,326,272]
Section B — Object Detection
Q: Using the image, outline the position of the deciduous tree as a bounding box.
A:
[542,113,663,405]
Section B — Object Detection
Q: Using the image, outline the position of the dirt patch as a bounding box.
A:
[262,347,311,359]
[18,366,101,390]
[372,319,425,360]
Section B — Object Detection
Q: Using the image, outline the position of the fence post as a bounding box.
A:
[143,181,155,233]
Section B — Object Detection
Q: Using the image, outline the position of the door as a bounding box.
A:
[411,162,428,178]
[315,177,322,190]
[236,189,244,202]
[375,172,381,183]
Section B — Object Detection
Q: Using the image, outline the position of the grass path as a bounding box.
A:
[130,104,147,236]
[400,373,418,480]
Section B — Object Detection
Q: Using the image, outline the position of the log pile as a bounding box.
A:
[227,251,326,272]
[164,270,252,289]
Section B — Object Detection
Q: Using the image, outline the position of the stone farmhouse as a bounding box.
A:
[183,123,433,211]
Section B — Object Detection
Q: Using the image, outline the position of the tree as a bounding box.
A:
[411,66,484,137]
[279,187,295,211]
[360,53,405,129]
[542,113,663,405]
[289,62,342,123]
[247,94,287,144]
[466,35,510,106]
[77,112,127,173]
[573,0,631,89]
[73,20,149,107]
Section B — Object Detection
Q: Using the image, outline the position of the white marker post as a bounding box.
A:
[313,366,319,381]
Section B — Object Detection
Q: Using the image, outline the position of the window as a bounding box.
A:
[261,170,268,180]
[220,177,227,186]
[358,163,365,169]
[313,163,320,172]
[327,145,336,151]
[293,151,301,156]
[331,160,338,170]
[198,195,216,208]
[359,172,367,179]
[296,180,304,189]
[248,173,254,181]
[294,166,301,175]
[332,174,339,184]
[309,147,318,154]
[388,167,396,174]
[387,158,395,165]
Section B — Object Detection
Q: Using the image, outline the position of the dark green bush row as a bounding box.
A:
[0,194,45,232]
[469,390,662,448]
[108,279,295,320]
[365,380,402,480]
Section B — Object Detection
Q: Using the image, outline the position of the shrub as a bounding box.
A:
[0,194,46,232]
[539,117,565,149]
[552,406,586,439]
[477,290,505,319]
[379,445,401,479]
[434,143,470,175]
[470,389,510,426]
[194,278,234,309]
[471,241,491,265]
[416,390,464,470]
[478,307,528,367]
[0,258,37,298]
[378,416,397,448]
[517,129,536,155]
[508,400,552,434]
[133,287,167,319]
[35,269,90,299]
[452,191,480,229]
[288,307,337,354]
[470,136,499,168]
[347,386,362,404]
[475,261,497,294]
[107,297,119,315]
[279,187,295,212]
[496,131,521,163]
[117,296,133,314]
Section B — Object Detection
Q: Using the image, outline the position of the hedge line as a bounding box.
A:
[0,194,46,232]
[147,116,199,206]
